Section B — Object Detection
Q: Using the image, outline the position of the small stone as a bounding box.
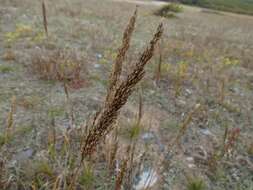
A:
[95,53,102,59]
[200,128,213,136]
[188,163,196,168]
[14,148,34,162]
[134,168,158,190]
[94,64,100,68]
[141,132,154,141]
[186,157,194,162]
[185,89,192,95]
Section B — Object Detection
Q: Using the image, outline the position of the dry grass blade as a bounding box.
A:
[42,0,48,37]
[81,23,163,159]
[137,89,143,125]
[106,8,138,103]
[0,159,4,188]
[173,103,201,147]
[155,40,163,85]
[108,127,119,171]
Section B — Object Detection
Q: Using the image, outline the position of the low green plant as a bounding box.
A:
[79,163,95,189]
[187,177,206,190]
[48,106,65,117]
[4,24,33,44]
[0,65,13,73]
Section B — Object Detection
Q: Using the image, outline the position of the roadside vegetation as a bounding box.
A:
[179,0,253,15]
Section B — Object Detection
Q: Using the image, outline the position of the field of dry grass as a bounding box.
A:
[0,0,253,189]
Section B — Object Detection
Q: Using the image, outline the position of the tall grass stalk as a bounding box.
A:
[81,16,163,159]
[155,40,163,85]
[173,103,201,147]
[5,96,16,143]
[42,0,48,37]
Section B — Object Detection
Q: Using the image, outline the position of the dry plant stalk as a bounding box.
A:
[81,10,163,159]
[137,89,143,125]
[63,82,75,129]
[155,40,163,85]
[114,157,128,190]
[42,0,48,37]
[63,82,70,100]
[108,127,119,171]
[173,103,201,147]
[106,8,138,103]
[5,96,16,142]
[0,159,4,188]
[125,92,144,188]
[219,77,225,103]
[222,125,229,155]
[52,176,61,190]
[224,128,240,154]
[48,117,56,152]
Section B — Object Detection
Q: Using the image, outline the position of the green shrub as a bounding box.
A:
[155,3,183,18]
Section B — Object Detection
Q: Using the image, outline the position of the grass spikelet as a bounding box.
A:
[106,7,138,103]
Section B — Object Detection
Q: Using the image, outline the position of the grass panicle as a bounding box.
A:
[81,13,163,159]
[106,7,138,103]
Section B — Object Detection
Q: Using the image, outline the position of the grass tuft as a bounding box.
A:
[187,177,206,190]
[31,48,87,89]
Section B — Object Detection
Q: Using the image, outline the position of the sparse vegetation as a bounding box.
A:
[0,0,252,189]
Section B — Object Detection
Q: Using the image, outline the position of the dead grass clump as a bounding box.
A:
[31,48,87,89]
[2,50,16,61]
